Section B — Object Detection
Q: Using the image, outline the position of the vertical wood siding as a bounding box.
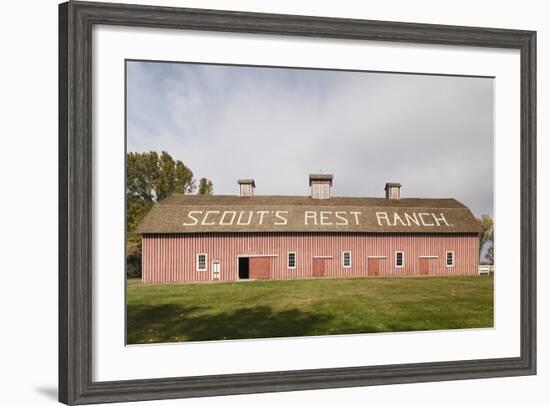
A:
[142,233,479,284]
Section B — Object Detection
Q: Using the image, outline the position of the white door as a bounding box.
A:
[212,261,221,280]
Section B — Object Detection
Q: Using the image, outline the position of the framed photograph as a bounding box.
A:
[59,1,536,404]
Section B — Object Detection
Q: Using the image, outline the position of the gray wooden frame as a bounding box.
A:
[59,1,537,404]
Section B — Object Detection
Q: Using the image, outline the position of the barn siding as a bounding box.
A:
[141,233,479,284]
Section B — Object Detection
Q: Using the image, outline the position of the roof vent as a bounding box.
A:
[385,182,401,199]
[309,174,333,199]
[238,179,255,197]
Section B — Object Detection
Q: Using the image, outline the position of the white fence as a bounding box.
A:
[479,264,494,275]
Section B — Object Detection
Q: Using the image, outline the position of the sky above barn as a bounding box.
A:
[126,60,494,219]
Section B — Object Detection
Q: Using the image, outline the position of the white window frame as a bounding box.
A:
[287,251,297,269]
[446,251,454,267]
[240,184,252,196]
[312,183,330,199]
[196,253,208,271]
[342,251,352,268]
[395,251,405,268]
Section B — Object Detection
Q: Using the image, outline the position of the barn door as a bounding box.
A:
[312,258,326,277]
[419,258,430,275]
[249,257,271,279]
[368,258,381,276]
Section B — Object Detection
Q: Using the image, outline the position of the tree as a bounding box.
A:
[198,177,214,195]
[485,229,494,264]
[477,214,494,263]
[126,151,198,277]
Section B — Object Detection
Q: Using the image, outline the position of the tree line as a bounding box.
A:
[126,151,213,277]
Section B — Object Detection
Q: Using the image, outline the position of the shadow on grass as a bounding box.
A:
[127,304,333,344]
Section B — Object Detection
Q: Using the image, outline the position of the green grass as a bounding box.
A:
[126,275,493,344]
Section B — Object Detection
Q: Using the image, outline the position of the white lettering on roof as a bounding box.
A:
[183,210,201,226]
[393,212,407,226]
[180,210,452,228]
[304,211,317,225]
[432,212,450,226]
[419,213,435,226]
[405,213,420,226]
[201,210,219,225]
[335,212,348,225]
[350,211,362,225]
[274,211,288,225]
[376,212,391,226]
[320,211,332,225]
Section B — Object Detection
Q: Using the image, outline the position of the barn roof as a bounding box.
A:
[309,174,333,185]
[237,179,255,185]
[136,194,481,234]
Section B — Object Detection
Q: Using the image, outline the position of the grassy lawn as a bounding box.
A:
[126,276,493,344]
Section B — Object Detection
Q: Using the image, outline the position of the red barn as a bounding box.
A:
[136,175,481,283]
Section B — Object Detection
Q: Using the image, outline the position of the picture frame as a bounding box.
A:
[58,1,537,404]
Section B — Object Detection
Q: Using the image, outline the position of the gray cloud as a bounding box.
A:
[127,61,494,218]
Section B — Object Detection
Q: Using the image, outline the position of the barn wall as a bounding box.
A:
[141,233,479,284]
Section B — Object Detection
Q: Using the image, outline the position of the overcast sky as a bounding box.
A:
[126,61,494,218]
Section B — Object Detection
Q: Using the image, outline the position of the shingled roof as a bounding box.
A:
[136,194,481,234]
